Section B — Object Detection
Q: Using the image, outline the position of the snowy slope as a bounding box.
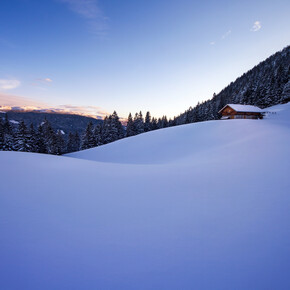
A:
[68,103,290,165]
[1,103,290,290]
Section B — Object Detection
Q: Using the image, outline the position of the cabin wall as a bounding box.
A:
[232,115,260,119]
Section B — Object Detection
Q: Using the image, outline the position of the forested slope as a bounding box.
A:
[175,46,290,125]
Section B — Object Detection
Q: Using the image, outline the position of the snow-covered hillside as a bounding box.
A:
[1,103,290,289]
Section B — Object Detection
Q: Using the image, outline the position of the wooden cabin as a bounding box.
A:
[219,104,263,120]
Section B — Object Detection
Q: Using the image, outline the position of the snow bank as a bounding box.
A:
[0,103,290,289]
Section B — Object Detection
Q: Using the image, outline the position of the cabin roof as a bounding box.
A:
[219,104,263,114]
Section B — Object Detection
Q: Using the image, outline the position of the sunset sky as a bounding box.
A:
[0,0,289,119]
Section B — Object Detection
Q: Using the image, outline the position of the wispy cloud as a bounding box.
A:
[35,78,53,84]
[58,104,110,118]
[222,30,231,39]
[0,79,21,90]
[251,21,261,32]
[0,92,47,107]
[210,41,215,45]
[31,78,53,89]
[59,0,108,35]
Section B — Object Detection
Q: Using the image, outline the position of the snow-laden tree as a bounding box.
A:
[36,124,46,153]
[81,121,95,150]
[3,114,14,151]
[133,111,144,134]
[94,124,103,146]
[126,113,135,137]
[15,121,29,152]
[0,117,4,150]
[144,111,151,132]
[55,130,65,155]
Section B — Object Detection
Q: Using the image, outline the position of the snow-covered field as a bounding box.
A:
[1,103,290,289]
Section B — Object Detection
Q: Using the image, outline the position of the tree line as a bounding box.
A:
[0,110,175,154]
[79,111,175,151]
[0,114,67,154]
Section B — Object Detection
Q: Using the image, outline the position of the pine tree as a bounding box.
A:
[42,119,57,154]
[134,111,144,134]
[144,111,152,132]
[111,111,124,140]
[161,116,168,127]
[94,124,103,146]
[35,125,46,153]
[281,80,290,103]
[102,116,113,144]
[0,117,4,150]
[151,117,158,130]
[49,133,59,155]
[67,132,75,153]
[126,113,135,137]
[55,130,65,155]
[15,121,29,152]
[67,131,81,152]
[74,132,81,151]
[81,121,95,150]
[27,124,37,152]
[3,114,14,151]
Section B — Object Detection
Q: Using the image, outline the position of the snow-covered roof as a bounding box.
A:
[219,104,263,113]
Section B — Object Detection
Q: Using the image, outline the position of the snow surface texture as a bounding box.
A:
[1,103,290,290]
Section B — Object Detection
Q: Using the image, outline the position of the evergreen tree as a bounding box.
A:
[74,132,81,151]
[67,131,81,153]
[102,116,113,144]
[94,124,103,146]
[134,111,144,134]
[161,116,168,127]
[144,111,152,132]
[55,130,65,155]
[35,124,46,153]
[67,132,75,153]
[3,114,14,151]
[151,117,158,130]
[157,118,162,129]
[27,124,37,152]
[0,117,4,150]
[49,133,59,155]
[81,121,95,150]
[281,80,290,103]
[110,111,124,141]
[42,119,57,154]
[126,113,136,137]
[15,121,29,152]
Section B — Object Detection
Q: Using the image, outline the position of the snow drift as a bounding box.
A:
[0,103,290,289]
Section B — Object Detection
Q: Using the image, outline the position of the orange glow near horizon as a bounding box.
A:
[0,105,128,124]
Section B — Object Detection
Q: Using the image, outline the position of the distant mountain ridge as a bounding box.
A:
[0,111,103,135]
[174,45,290,125]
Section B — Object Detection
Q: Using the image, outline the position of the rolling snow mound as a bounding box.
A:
[0,103,290,290]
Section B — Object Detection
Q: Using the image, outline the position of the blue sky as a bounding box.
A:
[0,0,289,119]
